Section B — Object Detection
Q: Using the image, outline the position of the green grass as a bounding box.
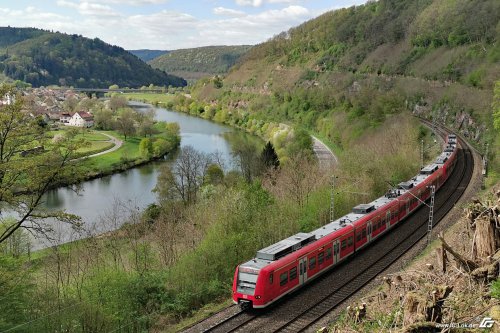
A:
[76,128,179,177]
[121,92,175,106]
[81,132,140,171]
[48,128,115,157]
[169,299,234,333]
[76,141,114,155]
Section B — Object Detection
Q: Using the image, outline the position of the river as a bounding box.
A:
[36,102,257,248]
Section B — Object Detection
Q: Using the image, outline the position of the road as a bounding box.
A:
[311,135,338,169]
[73,132,123,161]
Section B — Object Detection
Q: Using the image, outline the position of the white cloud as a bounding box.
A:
[91,0,168,4]
[57,1,119,17]
[235,0,301,7]
[235,0,263,7]
[0,2,352,50]
[128,10,197,33]
[213,7,246,17]
[1,6,73,26]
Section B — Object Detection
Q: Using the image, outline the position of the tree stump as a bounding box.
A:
[474,215,498,259]
[403,286,453,327]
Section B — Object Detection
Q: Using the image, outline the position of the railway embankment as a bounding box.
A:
[315,138,497,332]
[181,125,485,333]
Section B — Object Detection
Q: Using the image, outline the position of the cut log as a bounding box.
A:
[471,261,499,282]
[403,285,453,327]
[438,233,478,272]
[474,215,497,259]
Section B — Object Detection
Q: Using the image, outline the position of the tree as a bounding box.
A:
[0,85,81,244]
[115,108,136,140]
[136,108,157,137]
[205,163,224,185]
[232,140,260,183]
[108,94,128,111]
[286,128,314,157]
[139,138,153,157]
[165,122,180,137]
[154,145,211,204]
[261,141,280,169]
[93,108,114,130]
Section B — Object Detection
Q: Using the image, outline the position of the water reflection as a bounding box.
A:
[35,103,260,248]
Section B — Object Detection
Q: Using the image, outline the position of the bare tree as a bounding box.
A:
[264,152,325,208]
[231,140,261,183]
[152,202,184,266]
[154,145,212,204]
[114,108,136,141]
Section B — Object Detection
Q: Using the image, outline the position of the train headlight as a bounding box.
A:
[255,295,261,299]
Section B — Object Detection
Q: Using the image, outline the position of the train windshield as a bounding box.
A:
[237,267,259,295]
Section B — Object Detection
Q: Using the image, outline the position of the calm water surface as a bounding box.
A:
[37,102,252,248]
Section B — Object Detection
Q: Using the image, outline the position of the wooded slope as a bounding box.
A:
[0,27,186,88]
[149,45,252,81]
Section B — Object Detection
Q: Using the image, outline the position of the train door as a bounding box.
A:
[333,240,340,263]
[298,257,308,285]
[386,211,391,229]
[406,198,410,215]
[367,222,373,242]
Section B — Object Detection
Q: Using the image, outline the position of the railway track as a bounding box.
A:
[184,124,475,333]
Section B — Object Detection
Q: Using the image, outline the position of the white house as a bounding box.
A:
[59,112,72,124]
[68,112,94,128]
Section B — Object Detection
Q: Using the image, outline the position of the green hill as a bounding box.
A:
[128,49,169,62]
[184,0,499,182]
[0,27,186,88]
[149,45,252,81]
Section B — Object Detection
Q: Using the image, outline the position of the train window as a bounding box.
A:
[309,257,316,270]
[280,272,288,286]
[290,267,297,280]
[347,237,353,247]
[341,240,347,250]
[318,252,324,265]
[326,248,332,260]
[269,273,273,284]
[362,229,366,238]
[356,233,362,242]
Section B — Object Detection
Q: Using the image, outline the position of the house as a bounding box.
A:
[68,111,94,128]
[60,112,72,124]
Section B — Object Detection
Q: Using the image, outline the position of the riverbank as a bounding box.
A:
[51,125,180,188]
[121,92,320,162]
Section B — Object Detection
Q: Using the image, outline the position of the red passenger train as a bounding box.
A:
[233,134,458,309]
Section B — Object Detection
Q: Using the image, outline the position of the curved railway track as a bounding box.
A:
[184,123,475,333]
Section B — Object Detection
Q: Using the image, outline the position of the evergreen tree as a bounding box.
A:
[261,141,280,169]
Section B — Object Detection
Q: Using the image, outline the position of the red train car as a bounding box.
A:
[233,133,458,309]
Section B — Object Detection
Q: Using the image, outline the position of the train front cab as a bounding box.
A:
[233,265,266,309]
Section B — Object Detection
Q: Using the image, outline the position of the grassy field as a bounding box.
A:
[121,92,175,106]
[46,124,179,184]
[48,128,115,157]
[76,123,179,179]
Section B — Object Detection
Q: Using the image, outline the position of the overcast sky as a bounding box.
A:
[1,0,368,50]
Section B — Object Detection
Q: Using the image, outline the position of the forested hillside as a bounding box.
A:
[149,45,252,81]
[188,0,499,183]
[0,27,186,88]
[128,49,169,62]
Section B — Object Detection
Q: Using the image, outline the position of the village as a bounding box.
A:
[23,87,95,128]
